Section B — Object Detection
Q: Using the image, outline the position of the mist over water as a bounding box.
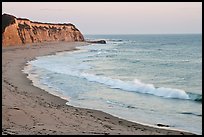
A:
[23,34,202,134]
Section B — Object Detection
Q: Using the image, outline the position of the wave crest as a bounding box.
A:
[29,59,201,102]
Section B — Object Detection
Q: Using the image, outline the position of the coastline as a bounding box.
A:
[2,41,196,135]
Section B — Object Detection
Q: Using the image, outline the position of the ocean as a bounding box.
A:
[23,34,202,134]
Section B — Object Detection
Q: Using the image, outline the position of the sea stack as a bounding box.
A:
[2,13,84,46]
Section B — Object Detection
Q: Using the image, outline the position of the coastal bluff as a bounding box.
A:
[2,13,84,46]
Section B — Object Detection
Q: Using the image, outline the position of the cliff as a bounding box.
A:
[2,13,84,46]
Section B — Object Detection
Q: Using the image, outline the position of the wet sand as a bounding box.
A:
[2,41,195,135]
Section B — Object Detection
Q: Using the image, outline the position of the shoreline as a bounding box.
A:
[2,41,196,135]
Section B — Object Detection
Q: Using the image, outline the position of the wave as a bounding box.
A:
[187,92,202,103]
[161,42,177,46]
[89,49,118,55]
[29,59,202,102]
[90,49,118,52]
[28,52,202,103]
[73,73,201,102]
[179,112,202,117]
[180,60,190,62]
[108,39,123,42]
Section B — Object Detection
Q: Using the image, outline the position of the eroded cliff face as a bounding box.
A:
[2,14,84,46]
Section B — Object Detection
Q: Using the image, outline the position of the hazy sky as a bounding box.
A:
[2,2,202,34]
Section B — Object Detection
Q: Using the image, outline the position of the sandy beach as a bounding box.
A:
[2,41,195,135]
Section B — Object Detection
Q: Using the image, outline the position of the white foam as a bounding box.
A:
[29,59,190,100]
[79,73,190,100]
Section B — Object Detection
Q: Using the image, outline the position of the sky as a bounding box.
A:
[2,2,202,34]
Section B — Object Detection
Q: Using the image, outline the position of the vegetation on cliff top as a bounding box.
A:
[2,13,79,33]
[2,13,16,33]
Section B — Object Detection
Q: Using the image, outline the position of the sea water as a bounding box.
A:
[23,34,202,134]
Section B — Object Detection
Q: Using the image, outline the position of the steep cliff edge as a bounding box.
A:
[2,13,84,46]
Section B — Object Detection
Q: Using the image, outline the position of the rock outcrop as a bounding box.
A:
[87,40,106,44]
[2,13,84,46]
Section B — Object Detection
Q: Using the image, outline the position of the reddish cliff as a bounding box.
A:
[2,14,84,46]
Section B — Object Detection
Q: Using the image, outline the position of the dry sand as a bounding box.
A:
[2,41,195,135]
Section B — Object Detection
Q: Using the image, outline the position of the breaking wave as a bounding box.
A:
[27,59,201,102]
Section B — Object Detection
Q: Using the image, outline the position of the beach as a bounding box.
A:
[2,41,195,135]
